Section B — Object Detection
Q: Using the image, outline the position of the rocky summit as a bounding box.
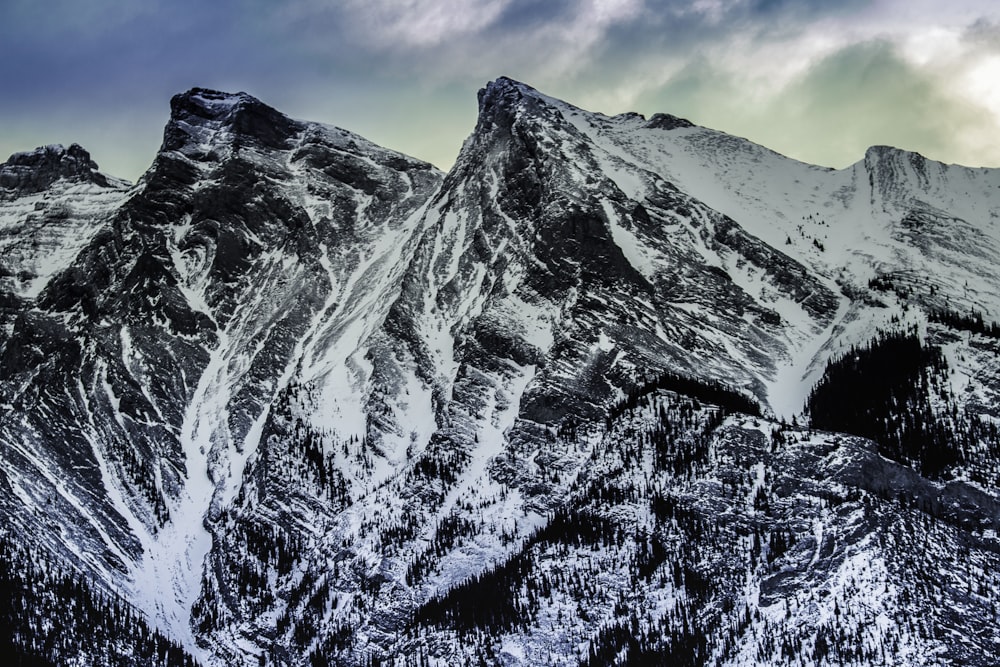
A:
[2,78,1000,666]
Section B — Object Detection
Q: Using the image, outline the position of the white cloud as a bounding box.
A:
[340,0,512,48]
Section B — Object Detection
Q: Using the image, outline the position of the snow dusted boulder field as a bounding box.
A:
[2,79,1000,666]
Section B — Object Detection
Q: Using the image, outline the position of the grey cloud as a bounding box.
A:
[2,0,998,181]
[741,0,873,20]
[486,0,579,34]
[965,17,1000,48]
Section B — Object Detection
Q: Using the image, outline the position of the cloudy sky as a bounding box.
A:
[2,0,999,181]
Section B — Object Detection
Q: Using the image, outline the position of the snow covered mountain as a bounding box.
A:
[2,78,1000,666]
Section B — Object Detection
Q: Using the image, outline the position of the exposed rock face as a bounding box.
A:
[2,79,1000,666]
[0,143,112,194]
[0,144,129,302]
[0,88,443,651]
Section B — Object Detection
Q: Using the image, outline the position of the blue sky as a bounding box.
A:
[2,0,999,181]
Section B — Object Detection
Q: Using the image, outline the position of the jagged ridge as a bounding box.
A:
[0,78,999,666]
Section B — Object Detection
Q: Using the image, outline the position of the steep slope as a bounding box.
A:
[195,79,1000,666]
[0,89,441,657]
[1,79,1000,667]
[560,107,1000,413]
[191,76,844,662]
[406,391,1000,666]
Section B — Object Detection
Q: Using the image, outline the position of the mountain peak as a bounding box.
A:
[472,77,568,145]
[478,77,527,116]
[483,76,534,95]
[0,143,111,194]
[862,144,941,173]
[477,77,552,112]
[171,87,264,118]
[864,144,918,160]
[645,112,695,130]
[863,144,934,190]
[164,87,304,154]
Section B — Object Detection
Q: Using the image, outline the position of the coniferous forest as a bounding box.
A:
[806,329,1000,478]
[0,534,201,667]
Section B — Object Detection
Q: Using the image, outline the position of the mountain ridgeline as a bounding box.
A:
[2,78,1000,666]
